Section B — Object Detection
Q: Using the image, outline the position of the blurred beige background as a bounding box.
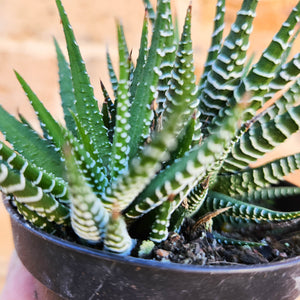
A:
[0,0,300,292]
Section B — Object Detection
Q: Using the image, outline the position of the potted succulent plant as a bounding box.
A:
[1,0,300,299]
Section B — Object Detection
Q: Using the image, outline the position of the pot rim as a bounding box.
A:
[6,200,300,275]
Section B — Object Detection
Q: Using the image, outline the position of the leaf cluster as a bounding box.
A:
[0,0,300,255]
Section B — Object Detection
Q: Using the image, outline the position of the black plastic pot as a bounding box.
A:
[6,202,300,300]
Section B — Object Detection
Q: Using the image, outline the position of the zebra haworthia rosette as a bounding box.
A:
[0,0,299,255]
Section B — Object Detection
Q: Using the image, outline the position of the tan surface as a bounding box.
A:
[0,0,300,293]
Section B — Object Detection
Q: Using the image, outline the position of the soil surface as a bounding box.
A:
[150,219,300,266]
[56,214,300,266]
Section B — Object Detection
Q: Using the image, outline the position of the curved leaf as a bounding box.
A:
[199,0,258,132]
[223,105,300,172]
[0,163,70,224]
[236,2,300,121]
[202,190,300,224]
[0,105,64,177]
[0,142,68,203]
[216,153,300,195]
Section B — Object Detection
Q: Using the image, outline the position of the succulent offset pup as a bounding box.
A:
[0,0,300,257]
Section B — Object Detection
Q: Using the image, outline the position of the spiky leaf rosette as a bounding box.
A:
[0,0,299,255]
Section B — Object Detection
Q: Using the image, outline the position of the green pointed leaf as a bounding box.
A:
[155,4,177,117]
[117,22,130,59]
[56,0,111,166]
[106,49,119,99]
[129,10,149,102]
[199,0,258,132]
[199,0,225,90]
[128,0,172,159]
[142,0,156,25]
[0,105,64,177]
[54,38,77,137]
[15,71,64,147]
[109,23,132,180]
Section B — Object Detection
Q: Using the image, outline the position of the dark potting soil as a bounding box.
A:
[148,218,300,266]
